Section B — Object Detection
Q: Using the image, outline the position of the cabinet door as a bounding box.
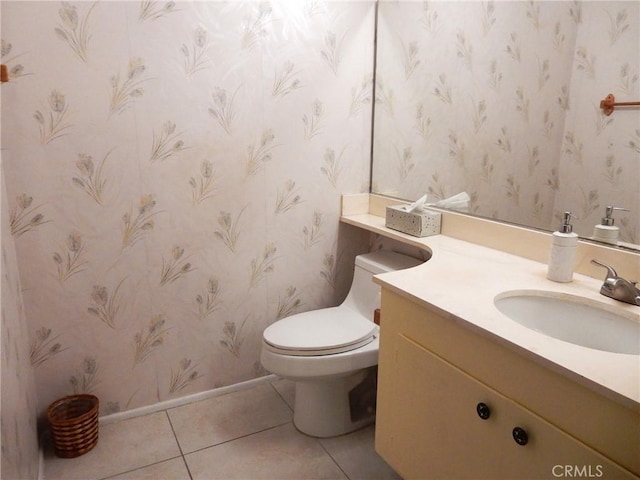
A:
[378,334,637,480]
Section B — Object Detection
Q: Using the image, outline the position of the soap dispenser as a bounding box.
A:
[592,206,629,245]
[547,212,578,283]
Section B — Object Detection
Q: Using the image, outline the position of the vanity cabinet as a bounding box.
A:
[375,289,640,480]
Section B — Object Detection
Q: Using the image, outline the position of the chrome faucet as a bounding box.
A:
[590,259,640,306]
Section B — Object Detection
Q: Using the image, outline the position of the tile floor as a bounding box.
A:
[43,378,402,480]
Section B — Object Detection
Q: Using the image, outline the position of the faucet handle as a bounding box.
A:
[591,259,640,306]
[590,259,618,279]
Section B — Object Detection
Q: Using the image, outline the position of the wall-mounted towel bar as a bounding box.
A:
[600,93,640,116]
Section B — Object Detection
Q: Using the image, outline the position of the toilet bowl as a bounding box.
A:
[261,250,423,437]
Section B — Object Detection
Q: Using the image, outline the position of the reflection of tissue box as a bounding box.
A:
[385,205,441,237]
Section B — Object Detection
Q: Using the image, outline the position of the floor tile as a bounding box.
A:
[185,423,347,480]
[320,425,402,480]
[44,381,402,480]
[43,412,181,480]
[167,382,293,454]
[104,457,191,480]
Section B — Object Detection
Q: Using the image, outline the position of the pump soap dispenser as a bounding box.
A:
[592,206,629,245]
[547,212,578,283]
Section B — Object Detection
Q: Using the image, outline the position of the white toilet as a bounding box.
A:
[261,250,423,437]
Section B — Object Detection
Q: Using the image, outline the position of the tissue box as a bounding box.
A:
[385,205,441,237]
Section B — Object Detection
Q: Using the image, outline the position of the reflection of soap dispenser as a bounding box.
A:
[547,212,578,283]
[592,206,629,245]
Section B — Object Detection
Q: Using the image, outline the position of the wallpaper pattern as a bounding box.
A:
[1,0,375,420]
[373,1,639,242]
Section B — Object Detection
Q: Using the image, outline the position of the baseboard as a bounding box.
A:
[98,374,279,425]
[38,444,45,480]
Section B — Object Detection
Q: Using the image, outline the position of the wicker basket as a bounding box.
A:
[47,394,99,458]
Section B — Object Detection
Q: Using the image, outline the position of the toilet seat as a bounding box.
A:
[263,307,378,356]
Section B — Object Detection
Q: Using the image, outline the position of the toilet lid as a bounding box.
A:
[263,307,378,356]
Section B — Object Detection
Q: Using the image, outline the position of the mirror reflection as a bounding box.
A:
[371,1,639,250]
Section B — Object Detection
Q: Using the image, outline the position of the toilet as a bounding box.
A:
[261,250,423,437]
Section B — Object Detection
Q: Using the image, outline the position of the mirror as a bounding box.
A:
[371,1,639,250]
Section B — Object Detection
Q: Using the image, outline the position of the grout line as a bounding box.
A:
[182,420,294,457]
[317,438,351,480]
[98,456,184,480]
[164,411,194,480]
[180,455,194,480]
[164,410,185,456]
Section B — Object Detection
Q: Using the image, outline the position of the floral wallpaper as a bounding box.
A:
[1,0,375,425]
[373,1,639,243]
[1,172,40,480]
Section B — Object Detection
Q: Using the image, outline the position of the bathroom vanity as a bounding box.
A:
[375,289,638,479]
[340,194,640,480]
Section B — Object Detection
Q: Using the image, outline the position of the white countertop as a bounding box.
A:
[345,216,640,409]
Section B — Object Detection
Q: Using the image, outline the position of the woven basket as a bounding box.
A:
[47,394,99,458]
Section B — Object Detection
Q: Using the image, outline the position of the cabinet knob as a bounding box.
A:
[512,427,529,446]
[476,402,491,420]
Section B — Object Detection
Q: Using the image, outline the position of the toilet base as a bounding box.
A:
[292,367,377,437]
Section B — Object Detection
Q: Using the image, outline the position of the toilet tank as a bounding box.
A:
[342,250,424,319]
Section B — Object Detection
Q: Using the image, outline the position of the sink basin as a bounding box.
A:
[494,290,640,355]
